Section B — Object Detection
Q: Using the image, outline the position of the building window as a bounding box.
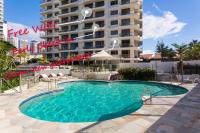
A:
[70,16,78,21]
[71,6,78,12]
[121,0,130,5]
[111,50,118,55]
[95,41,104,48]
[95,31,104,38]
[95,11,104,17]
[111,20,118,25]
[84,42,93,49]
[110,0,118,6]
[84,32,93,39]
[110,10,118,15]
[85,3,93,8]
[121,50,130,58]
[95,21,104,27]
[95,1,104,7]
[121,19,130,26]
[121,29,130,37]
[121,8,130,15]
[54,4,59,8]
[121,40,130,47]
[84,23,93,29]
[111,30,118,35]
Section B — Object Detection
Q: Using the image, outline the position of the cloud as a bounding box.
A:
[142,50,154,54]
[7,22,43,41]
[152,3,161,12]
[143,11,187,40]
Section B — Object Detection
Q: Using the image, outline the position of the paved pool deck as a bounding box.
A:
[0,79,199,133]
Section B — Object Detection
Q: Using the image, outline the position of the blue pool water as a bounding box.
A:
[19,81,188,122]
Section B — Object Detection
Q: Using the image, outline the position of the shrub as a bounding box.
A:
[0,77,20,93]
[118,68,155,81]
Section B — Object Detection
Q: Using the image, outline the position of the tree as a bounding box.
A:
[184,41,200,60]
[16,52,29,63]
[0,41,15,51]
[156,41,169,61]
[172,43,187,82]
[166,48,176,60]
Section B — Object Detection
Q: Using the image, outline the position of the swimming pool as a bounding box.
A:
[19,81,188,123]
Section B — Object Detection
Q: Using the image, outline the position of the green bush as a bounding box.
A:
[118,68,155,81]
[0,77,20,93]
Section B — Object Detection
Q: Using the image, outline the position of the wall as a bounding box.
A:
[35,69,71,76]
[119,60,200,73]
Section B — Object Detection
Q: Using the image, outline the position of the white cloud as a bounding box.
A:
[7,22,43,41]
[152,3,161,12]
[142,50,154,54]
[143,11,186,40]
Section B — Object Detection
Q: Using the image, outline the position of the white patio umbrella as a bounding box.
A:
[91,50,114,60]
[91,50,115,70]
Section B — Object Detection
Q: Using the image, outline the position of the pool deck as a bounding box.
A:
[0,79,199,133]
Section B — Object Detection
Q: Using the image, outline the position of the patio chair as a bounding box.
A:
[40,74,51,82]
[39,74,52,90]
[49,73,61,80]
[57,73,70,80]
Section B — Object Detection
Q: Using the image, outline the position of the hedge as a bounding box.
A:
[118,68,155,81]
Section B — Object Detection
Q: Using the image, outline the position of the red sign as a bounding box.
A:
[3,53,91,80]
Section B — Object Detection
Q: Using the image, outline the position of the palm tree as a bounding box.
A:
[0,41,15,51]
[156,41,169,61]
[172,43,187,82]
[185,41,200,60]
[166,48,176,60]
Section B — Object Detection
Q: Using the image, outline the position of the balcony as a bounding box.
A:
[121,43,131,47]
[120,33,131,37]
[121,21,130,26]
[121,54,130,58]
[70,46,78,50]
[60,47,69,51]
[85,3,93,9]
[83,45,93,49]
[134,35,142,41]
[40,0,52,7]
[40,8,53,14]
[47,48,59,53]
[121,0,130,5]
[133,24,141,30]
[134,1,141,10]
[95,34,104,38]
[134,13,140,19]
[84,35,93,40]
[95,44,104,49]
[95,1,104,8]
[59,0,79,9]
[95,13,105,18]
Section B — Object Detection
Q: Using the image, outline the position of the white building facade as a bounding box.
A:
[0,0,4,40]
[40,0,143,63]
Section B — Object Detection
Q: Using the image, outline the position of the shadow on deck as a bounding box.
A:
[145,83,200,133]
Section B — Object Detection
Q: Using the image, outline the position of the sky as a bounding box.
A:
[4,0,200,53]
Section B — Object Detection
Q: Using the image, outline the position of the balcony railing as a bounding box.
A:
[121,54,130,58]
[83,46,93,49]
[40,0,52,4]
[95,45,104,48]
[121,44,131,47]
[121,0,130,5]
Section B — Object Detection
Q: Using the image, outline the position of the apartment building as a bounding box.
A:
[40,0,143,63]
[0,0,4,40]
